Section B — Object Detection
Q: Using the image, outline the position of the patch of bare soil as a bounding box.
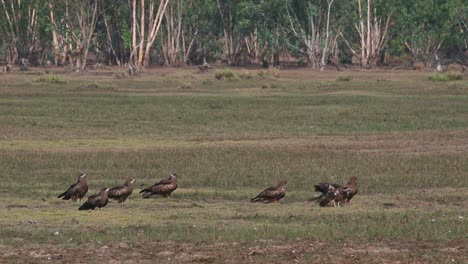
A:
[1,240,466,263]
[255,129,468,155]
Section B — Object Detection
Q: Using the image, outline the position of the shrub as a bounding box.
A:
[447,63,465,73]
[336,75,352,81]
[446,72,463,80]
[428,72,463,82]
[413,62,425,71]
[237,70,255,80]
[180,82,193,89]
[257,68,280,79]
[35,73,67,84]
[202,79,213,86]
[181,71,197,79]
[215,69,236,80]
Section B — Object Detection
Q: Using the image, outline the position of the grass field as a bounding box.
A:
[0,67,467,263]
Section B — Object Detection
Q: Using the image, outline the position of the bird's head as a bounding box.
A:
[126,178,136,185]
[170,173,177,179]
[348,176,358,186]
[278,180,287,187]
[78,173,87,181]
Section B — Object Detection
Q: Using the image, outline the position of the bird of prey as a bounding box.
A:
[108,178,135,203]
[57,173,88,202]
[140,173,178,198]
[311,177,358,207]
[78,188,110,210]
[339,176,358,205]
[310,182,342,207]
[250,180,287,203]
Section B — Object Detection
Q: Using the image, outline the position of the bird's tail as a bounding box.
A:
[250,196,263,203]
[319,199,331,207]
[314,184,329,194]
[57,192,69,199]
[140,190,152,199]
[308,194,323,202]
[78,202,93,210]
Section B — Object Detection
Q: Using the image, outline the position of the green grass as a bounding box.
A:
[0,147,466,197]
[336,74,353,81]
[1,198,466,246]
[34,73,67,84]
[428,72,463,81]
[0,69,467,262]
[0,91,467,140]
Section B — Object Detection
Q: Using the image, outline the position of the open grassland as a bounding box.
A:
[0,68,467,263]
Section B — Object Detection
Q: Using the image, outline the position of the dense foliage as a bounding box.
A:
[0,0,466,69]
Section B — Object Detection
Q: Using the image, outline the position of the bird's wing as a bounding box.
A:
[58,183,78,198]
[108,186,128,197]
[65,182,82,195]
[150,182,176,193]
[315,183,342,193]
[156,179,173,185]
[257,187,281,198]
[87,194,102,205]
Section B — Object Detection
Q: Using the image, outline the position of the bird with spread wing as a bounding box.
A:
[311,176,358,207]
[250,180,287,203]
[140,173,178,198]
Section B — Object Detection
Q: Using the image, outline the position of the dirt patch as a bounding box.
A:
[1,240,466,263]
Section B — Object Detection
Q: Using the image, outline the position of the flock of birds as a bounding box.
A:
[57,173,358,210]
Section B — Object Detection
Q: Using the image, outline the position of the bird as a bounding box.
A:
[108,178,136,203]
[311,177,358,207]
[250,180,287,203]
[339,176,358,205]
[57,173,88,202]
[140,173,178,198]
[78,188,110,210]
[310,182,342,207]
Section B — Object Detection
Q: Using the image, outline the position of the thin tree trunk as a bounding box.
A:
[321,0,335,70]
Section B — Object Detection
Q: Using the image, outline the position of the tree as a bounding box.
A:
[339,0,391,68]
[130,0,169,70]
[0,0,44,65]
[395,0,466,67]
[285,0,336,69]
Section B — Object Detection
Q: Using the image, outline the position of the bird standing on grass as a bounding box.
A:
[57,173,88,202]
[339,176,358,205]
[140,173,178,198]
[108,178,135,203]
[250,180,287,203]
[78,188,110,210]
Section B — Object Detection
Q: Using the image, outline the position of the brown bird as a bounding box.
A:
[250,180,287,203]
[57,173,88,202]
[140,173,178,198]
[108,178,136,203]
[339,176,358,205]
[310,182,342,207]
[78,188,110,210]
[311,177,358,207]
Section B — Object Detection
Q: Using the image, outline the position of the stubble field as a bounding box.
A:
[0,67,467,263]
